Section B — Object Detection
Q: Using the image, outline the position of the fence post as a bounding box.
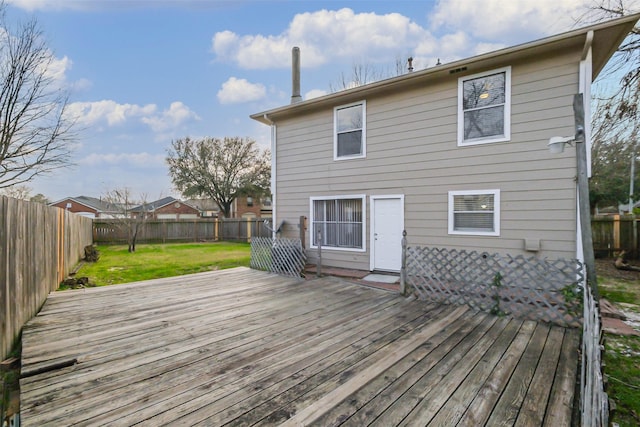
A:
[316,228,322,278]
[400,230,407,295]
[299,216,307,249]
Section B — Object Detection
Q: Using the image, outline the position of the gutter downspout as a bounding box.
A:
[263,113,277,239]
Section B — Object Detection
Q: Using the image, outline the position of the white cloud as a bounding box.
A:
[212,8,429,69]
[70,78,93,92]
[44,55,72,83]
[473,42,508,56]
[80,152,165,168]
[6,0,55,11]
[217,77,266,104]
[430,0,593,41]
[305,89,327,100]
[66,100,199,133]
[66,100,156,127]
[141,101,200,133]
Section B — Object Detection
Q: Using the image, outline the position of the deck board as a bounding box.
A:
[20,267,579,426]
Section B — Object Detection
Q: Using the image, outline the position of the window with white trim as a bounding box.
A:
[334,101,366,160]
[311,196,365,250]
[458,67,511,145]
[448,190,500,236]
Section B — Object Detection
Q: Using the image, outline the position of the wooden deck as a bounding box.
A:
[20,267,580,426]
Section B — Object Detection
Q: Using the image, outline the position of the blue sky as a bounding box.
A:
[4,0,632,202]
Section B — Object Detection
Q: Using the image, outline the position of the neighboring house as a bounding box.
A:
[131,196,200,220]
[251,15,639,273]
[49,196,124,218]
[187,198,221,218]
[616,200,640,214]
[233,195,273,219]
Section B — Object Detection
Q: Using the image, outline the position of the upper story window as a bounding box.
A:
[458,67,511,146]
[246,196,253,207]
[448,189,500,236]
[334,101,366,160]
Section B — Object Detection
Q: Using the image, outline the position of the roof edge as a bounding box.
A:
[251,12,640,125]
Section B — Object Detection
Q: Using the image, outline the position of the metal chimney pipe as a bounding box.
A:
[291,47,302,104]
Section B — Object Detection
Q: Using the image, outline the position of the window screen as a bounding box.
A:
[312,198,363,249]
[460,69,509,144]
[335,103,364,158]
[449,190,500,235]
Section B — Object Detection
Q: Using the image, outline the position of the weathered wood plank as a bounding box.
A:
[19,268,581,427]
[173,304,449,426]
[425,318,526,426]
[318,310,490,427]
[22,281,398,423]
[368,314,502,427]
[515,326,566,426]
[543,328,580,426]
[278,305,469,427]
[484,322,551,426]
[219,304,456,427]
[455,320,538,427]
[397,316,515,425]
[75,294,410,425]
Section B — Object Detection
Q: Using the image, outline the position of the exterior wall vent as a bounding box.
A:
[449,66,468,74]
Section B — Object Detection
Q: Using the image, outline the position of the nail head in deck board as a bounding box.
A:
[19,268,580,426]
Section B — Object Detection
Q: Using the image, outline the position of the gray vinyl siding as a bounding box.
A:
[275,49,581,271]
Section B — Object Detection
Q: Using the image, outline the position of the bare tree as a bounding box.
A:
[166,137,270,218]
[578,1,640,210]
[0,183,30,199]
[330,56,411,92]
[0,2,76,189]
[579,1,639,116]
[590,97,639,210]
[102,188,147,253]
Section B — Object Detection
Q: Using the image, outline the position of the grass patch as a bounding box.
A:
[605,334,640,426]
[597,260,640,426]
[600,278,640,306]
[70,242,251,287]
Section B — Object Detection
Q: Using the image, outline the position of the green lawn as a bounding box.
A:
[597,260,640,427]
[70,242,251,287]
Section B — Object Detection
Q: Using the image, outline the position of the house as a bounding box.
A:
[186,198,220,218]
[251,15,639,273]
[232,195,273,219]
[49,196,124,218]
[130,196,200,220]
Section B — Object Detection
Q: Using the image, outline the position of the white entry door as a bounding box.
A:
[371,196,404,272]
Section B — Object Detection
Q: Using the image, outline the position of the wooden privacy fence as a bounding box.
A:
[401,243,584,327]
[0,196,93,360]
[93,218,271,244]
[592,214,639,258]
